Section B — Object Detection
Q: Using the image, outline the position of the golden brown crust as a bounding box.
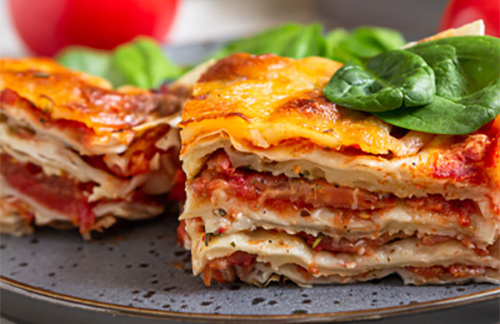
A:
[0,58,161,131]
[181,53,424,156]
[0,58,180,154]
[181,53,500,157]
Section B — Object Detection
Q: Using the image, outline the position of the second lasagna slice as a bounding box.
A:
[179,53,500,286]
[0,58,185,237]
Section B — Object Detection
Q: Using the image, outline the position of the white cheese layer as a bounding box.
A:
[182,191,498,247]
[228,263,500,286]
[181,135,499,212]
[186,219,500,281]
[0,122,179,200]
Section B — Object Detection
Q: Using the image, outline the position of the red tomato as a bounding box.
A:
[440,0,500,37]
[8,0,180,56]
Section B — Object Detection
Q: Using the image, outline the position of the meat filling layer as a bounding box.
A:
[190,151,477,227]
[202,251,491,285]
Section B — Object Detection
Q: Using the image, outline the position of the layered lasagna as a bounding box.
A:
[0,58,185,237]
[178,48,500,284]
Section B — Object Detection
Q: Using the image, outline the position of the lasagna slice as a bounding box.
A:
[0,58,186,238]
[179,48,500,284]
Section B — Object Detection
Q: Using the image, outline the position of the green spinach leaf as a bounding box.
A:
[208,24,406,63]
[285,23,325,59]
[207,23,326,60]
[109,37,184,89]
[324,28,348,61]
[326,27,406,64]
[375,36,500,134]
[323,49,435,112]
[56,48,111,79]
[56,37,183,89]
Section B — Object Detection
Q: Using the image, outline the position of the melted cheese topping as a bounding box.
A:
[0,58,183,155]
[181,54,422,156]
[0,58,158,131]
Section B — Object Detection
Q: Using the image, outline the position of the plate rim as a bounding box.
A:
[2,275,499,323]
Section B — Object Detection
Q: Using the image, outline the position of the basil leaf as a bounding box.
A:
[209,23,325,59]
[365,27,407,53]
[375,36,500,134]
[323,49,435,112]
[56,37,183,89]
[56,48,111,79]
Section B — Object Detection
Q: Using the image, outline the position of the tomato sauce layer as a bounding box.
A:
[202,251,488,285]
[0,153,96,233]
[296,232,487,256]
[190,151,476,227]
[202,251,256,286]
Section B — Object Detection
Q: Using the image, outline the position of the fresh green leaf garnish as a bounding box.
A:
[56,23,405,89]
[56,37,183,89]
[324,29,348,61]
[284,23,325,59]
[208,23,300,59]
[326,27,406,64]
[207,24,404,62]
[323,50,435,112]
[324,36,500,135]
[57,47,111,79]
[375,36,500,134]
[208,23,325,60]
[108,37,184,89]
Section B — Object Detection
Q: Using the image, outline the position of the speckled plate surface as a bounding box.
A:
[1,209,499,324]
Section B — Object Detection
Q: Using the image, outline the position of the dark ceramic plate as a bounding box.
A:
[1,210,499,324]
[1,44,499,324]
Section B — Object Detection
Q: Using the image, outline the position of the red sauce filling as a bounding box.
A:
[190,151,478,228]
[191,150,394,211]
[81,124,173,178]
[0,153,96,233]
[202,251,488,285]
[406,264,487,278]
[297,232,405,255]
[296,232,487,256]
[177,220,189,246]
[202,252,256,286]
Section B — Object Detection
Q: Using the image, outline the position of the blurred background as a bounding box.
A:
[0,0,451,57]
